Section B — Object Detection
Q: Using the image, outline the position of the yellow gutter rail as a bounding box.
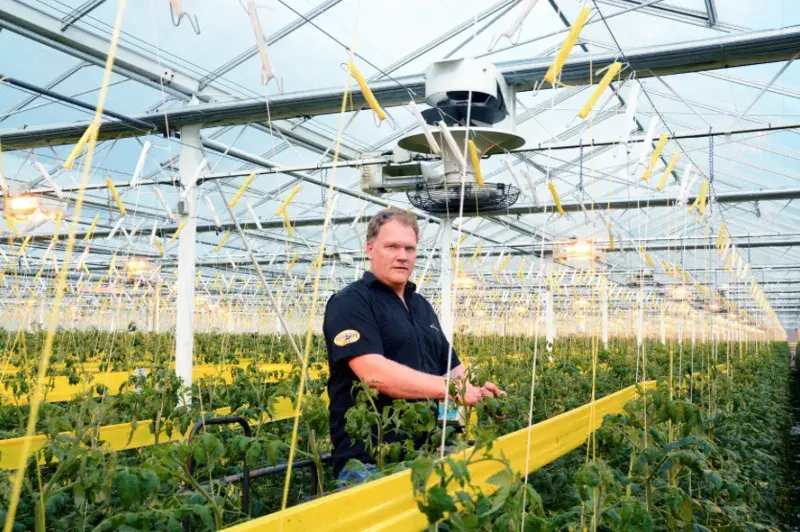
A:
[1,363,316,404]
[224,380,656,532]
[0,394,313,470]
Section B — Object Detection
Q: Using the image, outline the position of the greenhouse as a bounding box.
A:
[0,0,799,529]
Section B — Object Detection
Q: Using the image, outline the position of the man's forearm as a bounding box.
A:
[348,354,448,400]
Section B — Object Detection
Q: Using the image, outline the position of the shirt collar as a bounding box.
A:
[363,271,417,294]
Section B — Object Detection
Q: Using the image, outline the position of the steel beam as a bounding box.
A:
[9,186,799,244]
[704,0,718,27]
[5,25,800,150]
[60,0,108,31]
[0,0,218,101]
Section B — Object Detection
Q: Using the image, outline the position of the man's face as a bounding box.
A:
[366,219,418,289]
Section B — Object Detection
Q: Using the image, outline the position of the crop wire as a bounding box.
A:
[2,0,129,529]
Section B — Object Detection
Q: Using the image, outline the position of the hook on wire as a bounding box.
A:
[169,0,201,35]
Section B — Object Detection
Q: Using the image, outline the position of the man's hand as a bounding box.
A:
[454,382,484,406]
[479,381,505,398]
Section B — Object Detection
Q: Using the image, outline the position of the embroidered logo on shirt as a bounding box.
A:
[334,329,361,346]
[430,323,439,332]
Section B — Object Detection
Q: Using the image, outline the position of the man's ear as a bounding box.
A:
[365,240,374,259]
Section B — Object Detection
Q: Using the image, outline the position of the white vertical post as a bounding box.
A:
[439,218,454,344]
[175,124,202,404]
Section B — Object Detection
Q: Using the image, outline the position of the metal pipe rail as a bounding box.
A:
[4,25,800,150]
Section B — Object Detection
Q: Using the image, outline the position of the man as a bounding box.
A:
[323,208,503,483]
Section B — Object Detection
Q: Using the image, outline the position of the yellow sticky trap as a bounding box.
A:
[544,8,591,86]
[107,252,117,277]
[642,134,668,181]
[656,153,679,191]
[6,218,20,238]
[348,61,387,121]
[606,223,616,251]
[106,178,127,216]
[468,140,484,187]
[471,241,483,261]
[639,248,655,268]
[50,211,64,244]
[275,185,302,216]
[63,122,99,169]
[16,236,31,256]
[83,214,100,241]
[282,209,294,237]
[547,180,565,216]
[287,253,299,273]
[215,231,231,252]
[717,223,728,250]
[153,238,165,255]
[229,172,256,208]
[517,258,526,281]
[498,254,511,273]
[689,179,709,215]
[169,221,186,243]
[578,62,622,119]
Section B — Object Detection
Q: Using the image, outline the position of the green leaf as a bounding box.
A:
[116,471,141,509]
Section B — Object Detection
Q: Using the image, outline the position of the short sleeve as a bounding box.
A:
[432,313,461,375]
[323,289,384,365]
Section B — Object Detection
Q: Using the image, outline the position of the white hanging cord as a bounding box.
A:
[33,162,64,200]
[488,0,541,51]
[408,101,441,155]
[204,195,222,229]
[153,187,175,221]
[130,139,152,188]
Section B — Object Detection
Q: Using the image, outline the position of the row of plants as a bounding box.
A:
[0,333,791,530]
[412,341,794,531]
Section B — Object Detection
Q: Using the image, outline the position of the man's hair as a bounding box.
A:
[366,208,419,242]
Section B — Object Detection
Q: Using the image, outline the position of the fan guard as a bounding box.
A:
[407,182,520,214]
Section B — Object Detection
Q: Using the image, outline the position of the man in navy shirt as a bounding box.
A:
[323,208,503,483]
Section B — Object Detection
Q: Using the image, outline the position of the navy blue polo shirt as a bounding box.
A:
[323,271,461,475]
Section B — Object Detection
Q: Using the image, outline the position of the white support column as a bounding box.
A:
[175,124,202,404]
[439,218,454,344]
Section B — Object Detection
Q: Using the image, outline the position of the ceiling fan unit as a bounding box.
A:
[361,58,525,214]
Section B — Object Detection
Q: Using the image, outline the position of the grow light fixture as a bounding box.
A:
[453,274,476,290]
[5,195,40,221]
[126,258,155,278]
[553,239,602,264]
